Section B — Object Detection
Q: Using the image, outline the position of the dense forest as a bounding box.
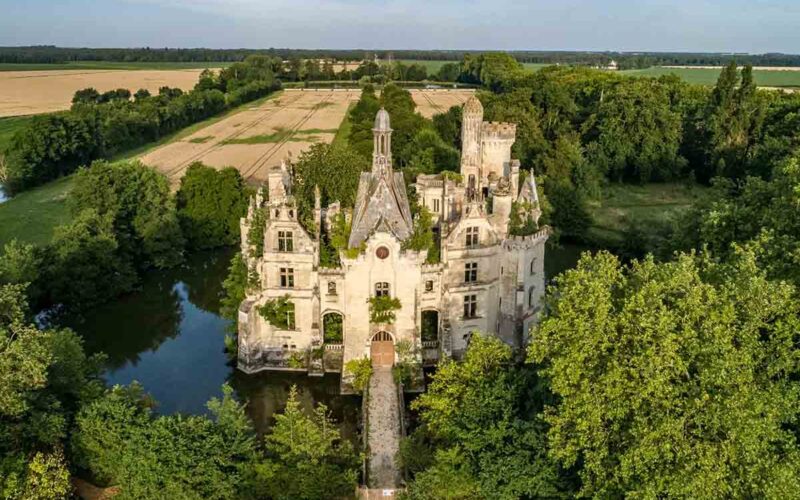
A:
[3,45,800,69]
[2,50,800,498]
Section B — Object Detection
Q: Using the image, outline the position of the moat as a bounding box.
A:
[59,243,584,433]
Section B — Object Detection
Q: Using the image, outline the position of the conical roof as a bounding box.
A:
[464,95,483,114]
[373,108,392,131]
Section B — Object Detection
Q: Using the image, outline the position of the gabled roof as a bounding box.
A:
[348,171,413,248]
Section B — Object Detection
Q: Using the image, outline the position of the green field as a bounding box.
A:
[0,176,74,248]
[587,182,708,244]
[0,115,34,153]
[621,66,800,88]
[0,61,230,72]
[394,59,548,74]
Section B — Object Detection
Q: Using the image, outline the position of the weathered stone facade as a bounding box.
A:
[237,96,549,384]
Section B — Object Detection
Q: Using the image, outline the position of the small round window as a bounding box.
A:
[376,246,389,259]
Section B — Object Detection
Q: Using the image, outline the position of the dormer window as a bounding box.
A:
[465,227,479,248]
[278,231,294,252]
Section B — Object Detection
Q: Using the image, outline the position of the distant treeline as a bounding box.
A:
[3,45,800,69]
[3,56,281,193]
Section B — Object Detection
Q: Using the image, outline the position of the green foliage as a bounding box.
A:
[322,313,343,343]
[70,159,184,270]
[176,163,249,250]
[247,206,268,258]
[508,201,539,237]
[292,142,369,231]
[344,357,373,394]
[72,383,256,499]
[460,52,525,90]
[219,252,249,325]
[407,334,566,499]
[529,250,800,498]
[1,284,104,499]
[44,209,137,310]
[584,78,687,182]
[5,57,279,194]
[392,339,422,387]
[368,295,402,324]
[402,207,438,263]
[257,295,295,330]
[248,386,360,500]
[673,152,800,285]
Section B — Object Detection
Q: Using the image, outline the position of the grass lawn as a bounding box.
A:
[621,66,800,88]
[0,115,35,153]
[587,182,709,245]
[0,176,74,248]
[0,61,230,72]
[331,103,355,148]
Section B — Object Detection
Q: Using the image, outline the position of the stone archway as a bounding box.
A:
[370,331,395,367]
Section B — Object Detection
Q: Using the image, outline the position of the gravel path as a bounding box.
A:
[367,367,401,489]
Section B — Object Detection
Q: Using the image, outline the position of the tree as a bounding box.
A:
[69,159,184,269]
[249,386,360,500]
[407,334,567,499]
[529,250,800,498]
[72,384,256,500]
[584,78,686,182]
[176,163,249,250]
[292,142,369,230]
[44,209,137,310]
[1,284,104,499]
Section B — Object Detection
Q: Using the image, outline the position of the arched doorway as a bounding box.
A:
[370,331,394,367]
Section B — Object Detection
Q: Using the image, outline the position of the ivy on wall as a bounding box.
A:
[368,296,402,324]
[257,295,295,329]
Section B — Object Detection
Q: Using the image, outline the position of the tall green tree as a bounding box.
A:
[405,334,568,499]
[248,386,360,500]
[176,163,249,250]
[529,250,800,498]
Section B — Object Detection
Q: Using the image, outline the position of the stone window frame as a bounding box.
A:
[279,267,294,288]
[277,230,294,252]
[285,302,296,330]
[463,294,478,319]
[433,198,440,213]
[464,262,478,283]
[465,226,479,248]
[424,280,434,292]
[528,286,536,307]
[327,281,337,295]
[530,258,536,275]
[375,282,390,297]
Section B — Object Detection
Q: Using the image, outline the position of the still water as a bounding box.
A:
[59,242,588,433]
[62,249,359,436]
[0,185,8,203]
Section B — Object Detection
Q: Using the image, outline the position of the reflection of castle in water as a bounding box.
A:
[237,96,549,385]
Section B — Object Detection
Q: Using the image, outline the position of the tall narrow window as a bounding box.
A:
[433,198,440,213]
[465,226,479,248]
[375,282,390,297]
[285,302,296,330]
[278,231,294,252]
[280,268,294,288]
[530,258,536,275]
[463,294,477,319]
[464,262,478,283]
[528,287,535,307]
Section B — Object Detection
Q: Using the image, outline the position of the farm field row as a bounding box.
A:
[621,66,800,87]
[139,89,473,185]
[0,68,205,117]
[0,61,229,72]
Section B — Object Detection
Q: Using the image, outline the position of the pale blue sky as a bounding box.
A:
[1,0,799,53]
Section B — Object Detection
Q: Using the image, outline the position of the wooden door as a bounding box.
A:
[370,331,394,367]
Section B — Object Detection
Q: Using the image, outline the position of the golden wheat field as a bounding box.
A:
[139,88,474,185]
[0,69,205,117]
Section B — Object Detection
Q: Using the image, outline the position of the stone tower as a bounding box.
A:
[373,107,392,174]
[460,95,483,198]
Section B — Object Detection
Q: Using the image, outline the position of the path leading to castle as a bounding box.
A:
[367,367,401,490]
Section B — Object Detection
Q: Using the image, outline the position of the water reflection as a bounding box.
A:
[63,248,360,435]
[0,185,8,203]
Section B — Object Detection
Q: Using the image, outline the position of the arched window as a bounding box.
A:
[375,282,390,297]
[530,258,536,275]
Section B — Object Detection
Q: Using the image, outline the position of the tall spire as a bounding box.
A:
[372,108,392,175]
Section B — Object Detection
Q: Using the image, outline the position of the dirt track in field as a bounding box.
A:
[140,89,361,184]
[410,89,475,118]
[139,88,474,185]
[0,69,204,117]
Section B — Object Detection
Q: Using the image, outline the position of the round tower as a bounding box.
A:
[460,95,484,197]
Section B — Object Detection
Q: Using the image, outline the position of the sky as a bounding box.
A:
[1,0,799,53]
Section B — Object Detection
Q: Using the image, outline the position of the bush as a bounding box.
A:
[344,357,373,394]
[176,163,249,250]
